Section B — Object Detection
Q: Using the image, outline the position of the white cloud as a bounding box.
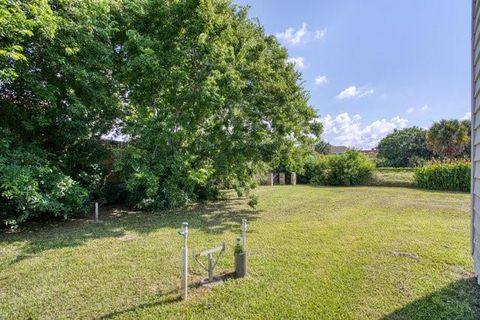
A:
[287,57,305,69]
[315,28,327,40]
[319,113,408,149]
[276,23,307,45]
[359,89,375,98]
[276,23,327,45]
[336,86,374,100]
[406,105,432,114]
[336,86,358,99]
[463,112,471,120]
[315,75,328,86]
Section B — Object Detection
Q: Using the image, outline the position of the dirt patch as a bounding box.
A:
[450,266,475,280]
[117,234,137,241]
[389,251,420,261]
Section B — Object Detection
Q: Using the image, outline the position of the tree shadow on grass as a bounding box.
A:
[98,272,237,319]
[98,288,182,319]
[0,197,259,265]
[383,277,480,320]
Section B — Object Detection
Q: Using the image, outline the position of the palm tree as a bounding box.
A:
[426,119,469,159]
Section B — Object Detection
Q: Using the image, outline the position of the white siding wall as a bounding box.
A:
[472,0,480,283]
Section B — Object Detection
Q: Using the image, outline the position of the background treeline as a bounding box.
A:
[375,119,471,192]
[292,118,472,192]
[376,119,471,168]
[0,0,322,227]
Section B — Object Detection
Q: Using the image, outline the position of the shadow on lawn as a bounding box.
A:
[0,197,259,265]
[98,288,183,319]
[99,273,236,319]
[383,277,480,320]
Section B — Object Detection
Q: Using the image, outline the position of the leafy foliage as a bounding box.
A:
[0,0,56,81]
[414,160,470,192]
[377,127,431,167]
[0,1,121,225]
[314,140,331,155]
[115,0,321,209]
[0,131,88,226]
[426,120,469,159]
[0,0,322,224]
[461,119,471,158]
[304,150,375,186]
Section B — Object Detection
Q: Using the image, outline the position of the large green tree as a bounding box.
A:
[1,0,321,224]
[426,120,469,159]
[115,0,321,208]
[0,0,56,82]
[377,127,431,167]
[0,0,122,225]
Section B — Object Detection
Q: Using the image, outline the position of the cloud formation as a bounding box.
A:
[336,86,374,100]
[319,113,408,149]
[315,28,327,40]
[315,75,328,85]
[406,105,430,114]
[276,23,327,45]
[276,23,307,45]
[287,57,305,69]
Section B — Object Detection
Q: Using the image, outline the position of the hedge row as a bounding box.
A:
[414,160,470,192]
[304,150,375,186]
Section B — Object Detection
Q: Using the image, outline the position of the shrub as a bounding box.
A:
[305,150,375,186]
[0,145,88,227]
[377,127,431,167]
[302,155,328,184]
[99,183,129,205]
[414,160,470,192]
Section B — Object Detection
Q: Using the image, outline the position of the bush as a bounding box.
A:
[0,145,88,227]
[305,150,375,186]
[414,160,470,192]
[377,127,431,167]
[99,183,129,205]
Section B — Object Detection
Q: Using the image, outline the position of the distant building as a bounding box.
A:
[359,148,378,157]
[329,146,348,154]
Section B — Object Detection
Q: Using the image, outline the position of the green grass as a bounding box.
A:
[369,168,415,187]
[1,186,478,319]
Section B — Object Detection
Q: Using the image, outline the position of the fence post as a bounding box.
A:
[279,172,285,185]
[267,172,274,186]
[291,172,297,185]
[207,253,213,282]
[180,222,188,300]
[241,219,247,250]
[94,202,99,222]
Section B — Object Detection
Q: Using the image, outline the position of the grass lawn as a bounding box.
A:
[369,168,415,188]
[1,186,479,319]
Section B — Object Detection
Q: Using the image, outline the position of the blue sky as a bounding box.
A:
[234,0,471,148]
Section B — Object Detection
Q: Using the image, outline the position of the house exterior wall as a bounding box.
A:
[472,0,480,282]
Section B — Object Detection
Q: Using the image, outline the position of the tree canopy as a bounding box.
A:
[377,127,431,167]
[0,0,321,225]
[426,120,469,159]
[115,0,321,208]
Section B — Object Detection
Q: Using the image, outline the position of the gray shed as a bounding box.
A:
[472,0,480,284]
